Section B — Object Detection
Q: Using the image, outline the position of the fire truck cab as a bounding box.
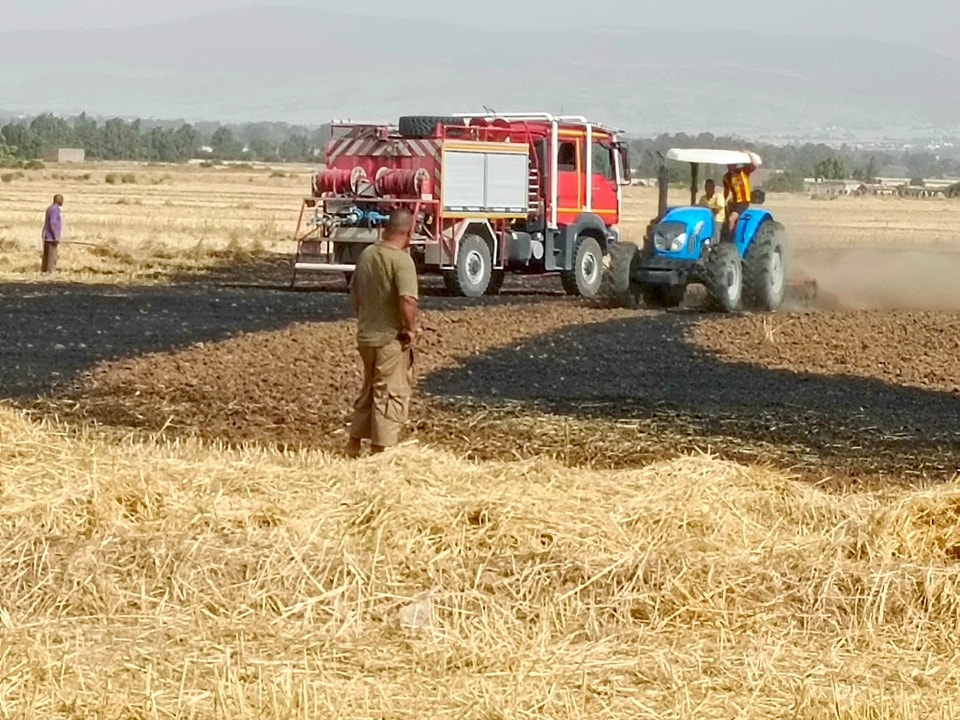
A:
[292,112,632,297]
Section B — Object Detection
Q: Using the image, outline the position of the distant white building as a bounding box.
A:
[43,148,85,163]
[803,178,865,196]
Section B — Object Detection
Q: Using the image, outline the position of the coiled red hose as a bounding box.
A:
[314,168,367,196]
[375,169,428,197]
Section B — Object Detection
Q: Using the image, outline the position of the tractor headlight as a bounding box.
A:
[654,231,686,252]
[652,221,688,253]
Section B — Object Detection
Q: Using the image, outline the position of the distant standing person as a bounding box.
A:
[345,208,420,458]
[41,194,64,273]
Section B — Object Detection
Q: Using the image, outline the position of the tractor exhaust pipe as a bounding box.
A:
[657,153,669,221]
[690,163,699,207]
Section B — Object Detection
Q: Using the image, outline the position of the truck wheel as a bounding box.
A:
[641,284,685,309]
[602,241,642,309]
[744,220,786,311]
[561,236,604,297]
[703,242,743,312]
[485,270,505,296]
[443,234,491,297]
[398,116,465,139]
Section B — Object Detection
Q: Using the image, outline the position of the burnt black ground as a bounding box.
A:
[4,268,959,488]
[0,274,560,399]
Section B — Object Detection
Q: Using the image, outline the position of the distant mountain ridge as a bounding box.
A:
[1,6,958,136]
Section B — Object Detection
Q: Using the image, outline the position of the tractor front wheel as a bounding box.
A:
[703,242,744,312]
[443,234,491,298]
[603,241,642,309]
[561,235,604,297]
[744,220,787,311]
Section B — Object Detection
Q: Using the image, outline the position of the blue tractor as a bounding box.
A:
[609,148,787,312]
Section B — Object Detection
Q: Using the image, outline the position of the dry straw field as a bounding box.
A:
[2,161,960,718]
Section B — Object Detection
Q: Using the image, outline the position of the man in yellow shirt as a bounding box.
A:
[346,208,420,457]
[699,179,726,227]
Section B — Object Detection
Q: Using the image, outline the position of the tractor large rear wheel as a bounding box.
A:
[703,242,744,312]
[443,234,491,298]
[602,241,642,309]
[561,236,604,297]
[744,220,787,311]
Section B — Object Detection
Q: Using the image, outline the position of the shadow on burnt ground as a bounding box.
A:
[0,275,567,400]
[0,281,351,399]
[421,313,960,486]
[162,249,573,299]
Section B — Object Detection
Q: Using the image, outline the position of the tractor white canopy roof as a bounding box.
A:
[666,148,762,167]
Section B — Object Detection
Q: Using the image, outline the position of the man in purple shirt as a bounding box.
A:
[41,194,63,273]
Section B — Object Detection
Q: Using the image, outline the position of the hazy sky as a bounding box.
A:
[3,0,958,58]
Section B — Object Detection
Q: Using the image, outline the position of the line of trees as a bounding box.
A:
[626,132,960,191]
[4,112,960,191]
[0,112,332,165]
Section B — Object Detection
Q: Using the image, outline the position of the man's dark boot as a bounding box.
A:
[345,437,362,458]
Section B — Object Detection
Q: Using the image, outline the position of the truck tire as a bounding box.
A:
[641,284,685,309]
[703,242,743,312]
[398,116,465,139]
[485,270,505,296]
[744,220,786,311]
[602,241,642,309]
[443,234,491,297]
[561,236,604,297]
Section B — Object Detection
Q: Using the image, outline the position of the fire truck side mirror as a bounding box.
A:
[614,142,632,186]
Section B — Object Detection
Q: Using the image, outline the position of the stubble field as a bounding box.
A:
[1,161,960,718]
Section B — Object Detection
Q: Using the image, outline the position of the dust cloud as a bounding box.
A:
[788,246,960,311]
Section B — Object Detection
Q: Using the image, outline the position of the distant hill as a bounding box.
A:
[1,6,958,136]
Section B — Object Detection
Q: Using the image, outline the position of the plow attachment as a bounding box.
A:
[784,273,819,306]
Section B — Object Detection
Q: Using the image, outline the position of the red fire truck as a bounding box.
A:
[291,112,632,297]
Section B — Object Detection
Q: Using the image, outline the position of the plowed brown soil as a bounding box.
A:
[691,311,960,393]
[39,298,960,489]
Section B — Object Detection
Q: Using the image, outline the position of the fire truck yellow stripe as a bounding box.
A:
[442,142,529,154]
[444,212,528,219]
[558,130,612,140]
[558,208,618,216]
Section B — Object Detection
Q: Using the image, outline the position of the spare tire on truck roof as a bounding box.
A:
[398,116,466,138]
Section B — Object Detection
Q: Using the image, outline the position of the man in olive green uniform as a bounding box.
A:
[345,208,420,457]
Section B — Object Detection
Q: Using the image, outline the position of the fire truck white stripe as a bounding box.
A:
[327,139,347,161]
